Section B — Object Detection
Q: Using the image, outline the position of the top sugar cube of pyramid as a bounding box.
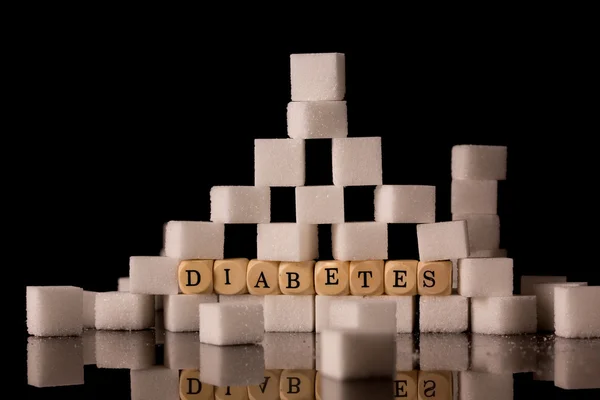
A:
[290,53,345,101]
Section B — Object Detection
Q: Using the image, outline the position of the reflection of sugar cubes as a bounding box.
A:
[27,337,84,387]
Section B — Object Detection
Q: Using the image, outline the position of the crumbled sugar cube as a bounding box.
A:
[554,286,600,338]
[83,291,97,329]
[164,294,218,332]
[130,367,179,400]
[95,331,155,369]
[329,298,396,333]
[452,213,500,252]
[451,145,507,180]
[459,372,513,400]
[416,221,469,262]
[210,186,270,223]
[129,256,179,295]
[164,332,199,370]
[419,333,469,371]
[290,53,345,101]
[470,334,537,373]
[200,343,265,387]
[532,282,587,331]
[332,222,388,261]
[451,180,498,215]
[118,277,130,292]
[458,258,513,297]
[320,329,396,380]
[419,296,469,333]
[554,337,600,389]
[164,221,224,260]
[287,101,348,139]
[264,295,314,332]
[257,223,318,262]
[520,275,566,295]
[296,186,345,224]
[26,286,83,337]
[374,185,436,223]
[263,333,315,369]
[255,139,305,187]
[95,292,155,330]
[471,296,537,335]
[27,337,84,387]
[332,137,383,186]
[199,303,264,345]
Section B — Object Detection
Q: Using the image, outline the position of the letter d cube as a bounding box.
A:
[178,260,214,294]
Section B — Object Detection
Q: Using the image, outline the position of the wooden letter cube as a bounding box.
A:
[279,261,316,295]
[178,260,214,294]
[349,260,384,296]
[215,386,249,400]
[213,258,249,295]
[179,370,214,400]
[248,369,281,400]
[279,369,316,400]
[418,371,452,400]
[395,370,419,400]
[315,260,350,296]
[385,260,418,296]
[247,260,281,295]
[417,261,452,296]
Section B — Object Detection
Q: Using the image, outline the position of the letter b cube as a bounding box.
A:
[279,262,316,295]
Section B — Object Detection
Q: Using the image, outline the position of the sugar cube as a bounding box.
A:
[164,332,199,370]
[95,292,155,330]
[290,53,345,101]
[296,186,344,224]
[396,334,416,371]
[520,275,566,295]
[554,286,600,338]
[164,294,218,332]
[451,180,498,215]
[554,338,600,389]
[255,138,305,186]
[129,256,179,295]
[329,298,396,333]
[82,330,96,365]
[118,277,130,292]
[332,137,382,186]
[27,337,84,387]
[459,372,513,400]
[458,258,513,297]
[419,333,469,371]
[199,303,264,345]
[452,214,500,252]
[471,296,537,335]
[416,221,469,262]
[451,145,507,180]
[332,222,387,261]
[164,221,225,260]
[200,343,265,387]
[95,331,155,369]
[419,296,469,333]
[130,367,179,400]
[315,295,343,333]
[287,101,348,139]
[218,294,265,305]
[263,333,315,370]
[26,286,83,337]
[532,282,587,331]
[471,334,537,373]
[210,186,270,223]
[374,185,436,223]
[264,295,314,332]
[257,223,318,261]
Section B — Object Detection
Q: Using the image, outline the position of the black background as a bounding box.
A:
[17,16,598,399]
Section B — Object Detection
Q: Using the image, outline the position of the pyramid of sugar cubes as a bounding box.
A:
[25,54,599,374]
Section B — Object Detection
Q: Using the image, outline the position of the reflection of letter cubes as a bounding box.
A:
[290,53,345,101]
[26,286,83,337]
[178,260,214,294]
[213,259,249,295]
[394,370,418,400]
[349,260,384,296]
[279,369,316,400]
[384,260,418,296]
[179,369,214,400]
[248,369,281,400]
[418,371,452,400]
[164,221,225,260]
[247,260,281,295]
[215,386,248,399]
[315,261,350,295]
[255,139,305,187]
[417,261,452,296]
[279,261,316,295]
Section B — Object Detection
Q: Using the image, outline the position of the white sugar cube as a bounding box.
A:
[520,275,566,295]
[255,138,305,186]
[164,221,224,260]
[416,221,469,262]
[458,258,513,297]
[451,145,507,180]
[315,295,344,333]
[452,214,500,252]
[257,223,318,261]
[210,186,270,223]
[320,329,395,380]
[419,296,469,333]
[83,291,97,329]
[218,294,265,305]
[296,186,344,224]
[332,222,388,261]
[554,286,600,338]
[374,185,436,223]
[118,277,130,291]
[471,334,537,373]
[419,333,469,371]
[329,298,396,333]
[27,286,83,337]
[27,337,84,387]
[471,296,537,335]
[263,333,315,369]
[290,53,345,101]
[264,295,314,332]
[200,344,265,387]
[451,180,498,215]
[164,332,199,369]
[199,303,264,345]
[95,292,155,330]
[532,282,587,331]
[164,294,218,332]
[459,372,513,400]
[332,137,382,186]
[95,331,155,369]
[287,101,348,139]
[130,367,179,400]
[396,334,416,371]
[554,338,600,389]
[129,256,179,295]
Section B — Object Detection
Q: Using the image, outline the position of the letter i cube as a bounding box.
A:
[213,258,249,295]
[178,260,214,294]
[417,261,452,295]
